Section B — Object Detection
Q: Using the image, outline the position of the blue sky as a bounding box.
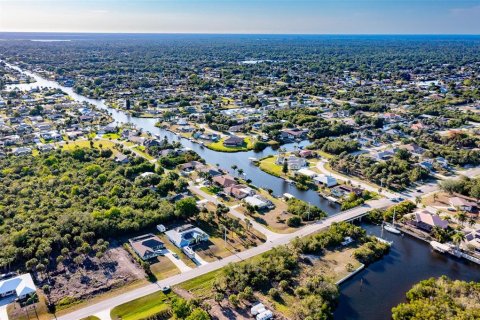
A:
[1,0,479,34]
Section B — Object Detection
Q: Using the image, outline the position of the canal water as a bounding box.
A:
[334,223,480,320]
[5,62,480,319]
[3,62,340,214]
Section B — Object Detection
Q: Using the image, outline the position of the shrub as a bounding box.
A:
[287,216,302,227]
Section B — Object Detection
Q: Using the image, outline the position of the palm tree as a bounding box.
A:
[457,211,468,227]
[452,232,465,252]
[415,196,422,206]
[237,168,244,177]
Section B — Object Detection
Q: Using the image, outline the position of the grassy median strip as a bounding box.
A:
[110,291,175,320]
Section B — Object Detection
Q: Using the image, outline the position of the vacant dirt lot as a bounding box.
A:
[41,245,145,308]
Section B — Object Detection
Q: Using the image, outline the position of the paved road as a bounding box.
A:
[57,168,480,320]
[56,197,392,320]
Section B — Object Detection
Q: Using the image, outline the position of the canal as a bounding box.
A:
[4,61,340,214]
[334,223,480,319]
[4,62,480,319]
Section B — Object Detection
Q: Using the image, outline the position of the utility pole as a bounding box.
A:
[224,226,227,248]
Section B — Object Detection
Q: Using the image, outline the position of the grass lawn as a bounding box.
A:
[110,291,175,320]
[150,256,180,280]
[206,137,253,153]
[102,133,121,140]
[258,156,286,178]
[61,139,117,151]
[199,185,221,195]
[132,146,155,161]
[177,270,222,299]
[315,150,335,159]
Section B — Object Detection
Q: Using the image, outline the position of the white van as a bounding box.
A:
[256,310,273,320]
[182,246,195,259]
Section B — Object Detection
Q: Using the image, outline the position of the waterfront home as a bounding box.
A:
[449,197,477,213]
[198,166,222,177]
[465,230,480,253]
[314,174,338,187]
[165,224,209,248]
[223,135,244,147]
[244,195,274,210]
[276,154,307,170]
[412,210,449,232]
[280,128,308,141]
[298,149,315,158]
[0,273,37,300]
[213,174,237,188]
[296,168,317,178]
[224,184,255,199]
[128,234,165,260]
[331,185,363,198]
[179,161,205,173]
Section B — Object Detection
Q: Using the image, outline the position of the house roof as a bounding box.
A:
[129,234,164,259]
[0,273,36,297]
[165,224,208,247]
[213,175,236,187]
[244,195,269,208]
[450,197,477,207]
[415,211,449,229]
[224,135,244,144]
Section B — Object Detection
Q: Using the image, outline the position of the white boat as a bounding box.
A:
[384,223,401,234]
[383,209,401,234]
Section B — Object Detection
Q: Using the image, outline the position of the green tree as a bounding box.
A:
[174,197,200,219]
[186,308,210,320]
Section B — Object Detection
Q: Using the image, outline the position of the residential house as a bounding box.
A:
[128,234,165,260]
[179,161,204,173]
[213,175,237,188]
[298,150,315,158]
[224,184,255,199]
[331,185,363,198]
[0,273,37,300]
[449,197,478,213]
[465,230,480,253]
[229,125,244,132]
[165,224,209,248]
[412,210,449,232]
[280,128,308,141]
[400,143,426,156]
[314,174,338,187]
[12,147,32,156]
[244,195,274,210]
[115,153,130,164]
[223,135,244,147]
[276,155,307,170]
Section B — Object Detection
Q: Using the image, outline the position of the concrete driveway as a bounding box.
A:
[163,250,192,273]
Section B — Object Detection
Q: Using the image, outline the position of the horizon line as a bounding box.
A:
[0,31,480,36]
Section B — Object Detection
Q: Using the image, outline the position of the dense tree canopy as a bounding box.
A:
[0,149,176,271]
[392,277,480,320]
